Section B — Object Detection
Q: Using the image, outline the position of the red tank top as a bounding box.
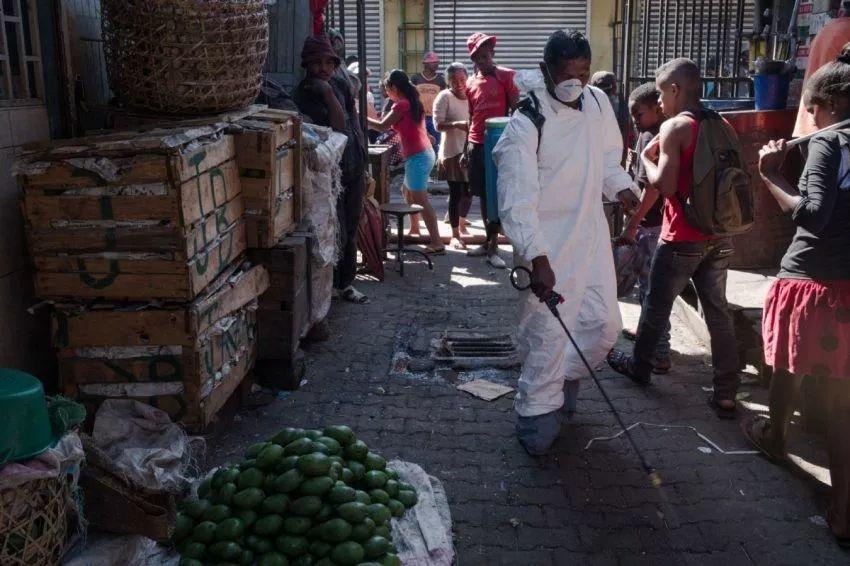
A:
[660,114,712,243]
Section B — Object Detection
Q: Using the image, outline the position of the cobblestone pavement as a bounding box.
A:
[208,200,847,566]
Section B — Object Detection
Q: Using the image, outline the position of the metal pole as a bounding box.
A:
[642,0,651,79]
[356,0,368,137]
[733,0,746,97]
[338,0,345,37]
[622,0,633,133]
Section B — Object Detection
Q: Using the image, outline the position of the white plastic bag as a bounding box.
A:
[388,460,455,566]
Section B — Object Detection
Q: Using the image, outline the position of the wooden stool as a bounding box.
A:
[379,203,433,277]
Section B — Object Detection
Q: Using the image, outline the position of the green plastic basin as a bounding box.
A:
[0,368,54,465]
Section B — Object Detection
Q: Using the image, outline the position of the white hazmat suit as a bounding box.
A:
[493,84,634,418]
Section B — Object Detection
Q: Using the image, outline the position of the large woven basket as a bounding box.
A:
[101,0,269,115]
[0,477,72,566]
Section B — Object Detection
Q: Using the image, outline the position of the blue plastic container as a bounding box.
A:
[753,73,792,111]
[484,117,510,225]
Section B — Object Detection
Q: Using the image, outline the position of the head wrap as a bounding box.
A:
[301,35,341,68]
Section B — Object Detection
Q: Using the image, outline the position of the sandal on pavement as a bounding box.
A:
[341,286,369,304]
[424,245,446,255]
[450,238,466,250]
[707,394,737,420]
[740,415,784,462]
[607,349,651,385]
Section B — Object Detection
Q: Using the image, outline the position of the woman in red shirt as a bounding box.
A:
[369,70,444,254]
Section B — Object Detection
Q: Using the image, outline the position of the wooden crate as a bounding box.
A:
[248,236,310,361]
[52,262,269,432]
[234,109,302,248]
[17,124,247,301]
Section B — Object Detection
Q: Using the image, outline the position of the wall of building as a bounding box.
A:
[590,0,617,74]
[0,104,54,384]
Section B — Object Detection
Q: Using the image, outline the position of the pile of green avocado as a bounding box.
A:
[173,425,418,566]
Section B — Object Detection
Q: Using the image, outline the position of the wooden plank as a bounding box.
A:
[187,221,247,299]
[191,264,269,335]
[234,115,296,171]
[21,154,170,189]
[197,308,255,383]
[23,193,177,228]
[29,224,186,254]
[36,272,191,301]
[29,194,242,256]
[185,198,245,256]
[34,256,187,276]
[178,159,242,227]
[171,136,236,183]
[58,353,189,392]
[53,308,192,348]
[198,340,255,430]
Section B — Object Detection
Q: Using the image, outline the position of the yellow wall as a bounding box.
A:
[384,0,428,73]
[590,0,618,73]
[383,0,618,73]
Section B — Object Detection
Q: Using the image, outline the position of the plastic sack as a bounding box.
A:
[301,123,347,268]
[90,400,199,494]
[62,534,179,566]
[387,460,455,566]
[0,432,83,490]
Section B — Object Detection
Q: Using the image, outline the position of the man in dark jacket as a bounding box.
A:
[294,35,369,304]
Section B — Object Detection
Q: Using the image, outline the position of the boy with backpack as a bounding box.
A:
[607,58,751,419]
[618,82,672,374]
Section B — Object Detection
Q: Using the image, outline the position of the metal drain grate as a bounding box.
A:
[431,332,517,367]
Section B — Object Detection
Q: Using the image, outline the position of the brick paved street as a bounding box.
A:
[208,195,848,565]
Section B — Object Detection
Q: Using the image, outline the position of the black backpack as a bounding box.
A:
[515,89,602,149]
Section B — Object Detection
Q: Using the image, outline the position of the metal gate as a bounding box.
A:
[622,0,755,98]
[430,0,589,70]
[342,0,382,96]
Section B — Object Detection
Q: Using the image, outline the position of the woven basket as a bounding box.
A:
[0,477,72,566]
[101,0,269,115]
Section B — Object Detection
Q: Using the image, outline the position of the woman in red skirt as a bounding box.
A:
[750,46,850,547]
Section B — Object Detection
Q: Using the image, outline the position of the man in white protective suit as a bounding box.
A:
[493,29,640,456]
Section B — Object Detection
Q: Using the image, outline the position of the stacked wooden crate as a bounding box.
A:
[248,236,311,389]
[234,109,302,248]
[16,123,267,430]
[233,110,311,389]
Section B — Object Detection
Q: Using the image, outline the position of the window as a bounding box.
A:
[0,0,42,102]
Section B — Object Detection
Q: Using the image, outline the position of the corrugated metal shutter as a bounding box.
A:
[634,0,755,82]
[431,0,588,71]
[344,0,382,97]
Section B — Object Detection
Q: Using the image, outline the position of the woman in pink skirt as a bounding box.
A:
[750,46,850,547]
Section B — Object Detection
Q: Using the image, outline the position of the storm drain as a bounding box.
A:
[431,331,518,368]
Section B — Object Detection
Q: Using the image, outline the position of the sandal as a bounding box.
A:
[606,349,651,385]
[341,286,369,304]
[450,237,466,250]
[621,329,637,341]
[424,246,446,255]
[707,394,737,420]
[740,415,784,462]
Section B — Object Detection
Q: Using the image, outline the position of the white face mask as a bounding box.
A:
[545,66,583,103]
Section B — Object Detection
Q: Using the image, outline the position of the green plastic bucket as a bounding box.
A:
[0,368,54,466]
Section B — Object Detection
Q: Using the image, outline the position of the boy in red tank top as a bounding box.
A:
[607,58,740,418]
